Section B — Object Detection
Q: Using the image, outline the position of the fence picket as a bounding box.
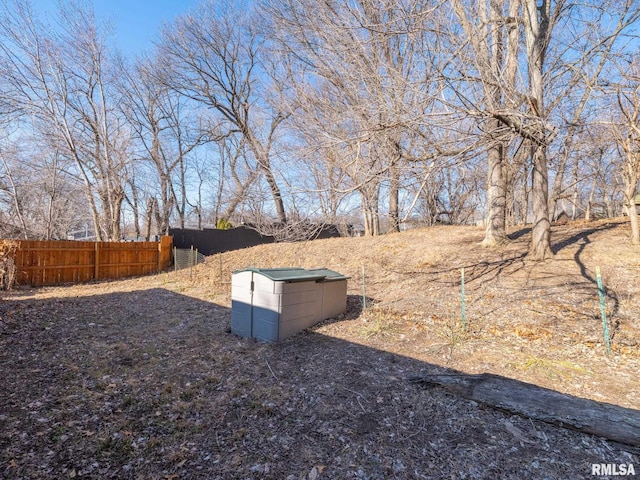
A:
[13,237,173,287]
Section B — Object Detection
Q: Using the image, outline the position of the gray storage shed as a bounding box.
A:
[231,267,349,342]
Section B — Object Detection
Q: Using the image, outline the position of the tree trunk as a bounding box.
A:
[482,138,508,246]
[112,201,122,241]
[530,145,553,259]
[261,162,287,224]
[86,185,104,242]
[570,189,578,220]
[585,172,598,221]
[361,185,380,236]
[452,0,514,247]
[245,129,287,224]
[388,161,400,233]
[519,161,530,225]
[409,373,640,448]
[145,198,154,241]
[153,196,163,238]
[524,0,553,260]
[159,174,174,236]
[628,201,639,244]
[127,182,141,240]
[624,176,639,244]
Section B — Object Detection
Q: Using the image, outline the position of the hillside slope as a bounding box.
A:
[214,219,640,406]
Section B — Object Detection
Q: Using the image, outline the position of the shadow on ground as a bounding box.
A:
[1,287,638,479]
[551,222,622,324]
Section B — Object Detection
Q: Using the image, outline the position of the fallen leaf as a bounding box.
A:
[308,466,319,480]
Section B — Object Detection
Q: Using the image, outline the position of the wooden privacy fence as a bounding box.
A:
[14,236,173,287]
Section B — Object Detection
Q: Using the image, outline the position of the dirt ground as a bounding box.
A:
[1,218,639,479]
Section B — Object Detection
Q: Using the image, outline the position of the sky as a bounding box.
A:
[30,0,200,55]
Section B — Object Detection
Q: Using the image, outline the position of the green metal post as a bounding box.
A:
[362,265,367,310]
[219,252,223,285]
[190,246,194,279]
[461,267,467,331]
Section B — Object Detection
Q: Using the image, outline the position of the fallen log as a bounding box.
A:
[409,373,640,447]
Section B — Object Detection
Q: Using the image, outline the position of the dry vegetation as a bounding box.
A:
[1,219,639,479]
[0,240,18,290]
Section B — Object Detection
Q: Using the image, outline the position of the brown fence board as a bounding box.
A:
[14,236,173,287]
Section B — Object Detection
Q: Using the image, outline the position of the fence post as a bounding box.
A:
[158,236,172,271]
[94,242,100,281]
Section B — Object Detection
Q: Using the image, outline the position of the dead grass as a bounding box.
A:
[0,240,18,290]
[1,218,639,479]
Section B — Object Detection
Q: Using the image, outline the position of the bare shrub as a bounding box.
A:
[0,240,18,290]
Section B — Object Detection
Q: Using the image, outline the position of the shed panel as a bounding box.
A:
[253,273,278,294]
[279,314,317,339]
[321,280,348,320]
[252,290,281,310]
[280,301,318,323]
[231,300,253,338]
[279,287,319,307]
[251,306,281,342]
[230,267,349,342]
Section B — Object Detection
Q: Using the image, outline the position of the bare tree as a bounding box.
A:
[547,1,640,218]
[520,0,557,259]
[266,0,447,235]
[451,0,561,258]
[610,60,640,244]
[450,0,521,246]
[0,0,130,240]
[0,143,29,238]
[213,135,261,222]
[159,1,289,224]
[0,131,86,239]
[119,55,206,236]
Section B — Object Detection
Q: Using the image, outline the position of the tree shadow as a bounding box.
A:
[508,227,532,241]
[342,293,377,320]
[420,252,528,288]
[551,222,620,256]
[0,287,637,479]
[550,223,621,336]
[461,252,528,285]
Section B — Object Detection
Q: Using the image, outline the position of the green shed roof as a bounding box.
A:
[235,267,349,283]
[307,268,351,281]
[239,267,326,282]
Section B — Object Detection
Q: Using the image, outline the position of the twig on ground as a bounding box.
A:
[265,357,278,380]
[339,386,367,413]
